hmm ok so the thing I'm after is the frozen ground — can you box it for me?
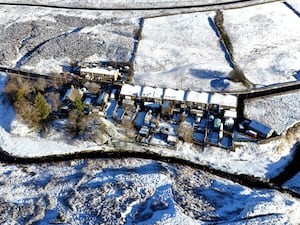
[0,6,139,74]
[133,11,244,92]
[244,91,300,135]
[223,2,300,85]
[0,158,300,225]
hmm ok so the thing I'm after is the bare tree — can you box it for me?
[178,122,194,143]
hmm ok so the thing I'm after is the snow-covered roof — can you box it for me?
[224,110,237,118]
[210,93,237,108]
[80,67,117,76]
[163,88,185,101]
[141,86,155,98]
[62,86,83,102]
[153,88,164,99]
[120,84,142,97]
[186,91,209,104]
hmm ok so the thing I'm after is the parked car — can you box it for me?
[213,118,221,131]
[245,130,258,138]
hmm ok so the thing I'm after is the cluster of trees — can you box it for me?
[5,76,51,127]
[214,10,253,88]
[4,74,108,141]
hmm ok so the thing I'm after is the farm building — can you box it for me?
[248,120,274,139]
[80,65,120,82]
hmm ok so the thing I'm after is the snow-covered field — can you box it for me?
[288,0,300,12]
[133,12,244,92]
[223,2,300,85]
[244,91,300,135]
[0,6,139,74]
[0,157,299,225]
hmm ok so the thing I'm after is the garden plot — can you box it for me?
[133,12,241,92]
[244,91,300,135]
[223,2,300,85]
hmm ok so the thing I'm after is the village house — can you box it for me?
[62,85,83,103]
[210,93,237,110]
[80,64,120,82]
[186,91,209,115]
[120,84,142,100]
[141,86,164,103]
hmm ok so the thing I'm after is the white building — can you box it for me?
[186,91,209,108]
[80,66,120,82]
[163,88,185,103]
[120,84,142,99]
[210,93,237,109]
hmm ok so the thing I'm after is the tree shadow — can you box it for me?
[0,74,15,132]
[269,142,300,186]
[211,78,230,91]
[189,68,230,90]
[190,68,226,79]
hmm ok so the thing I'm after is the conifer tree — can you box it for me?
[34,92,51,121]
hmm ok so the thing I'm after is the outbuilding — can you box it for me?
[248,120,274,138]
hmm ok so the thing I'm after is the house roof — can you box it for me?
[153,88,164,99]
[80,67,118,76]
[141,86,155,98]
[63,86,83,102]
[186,91,209,104]
[163,88,185,101]
[249,120,274,138]
[120,84,142,97]
[224,110,237,118]
[210,93,237,108]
